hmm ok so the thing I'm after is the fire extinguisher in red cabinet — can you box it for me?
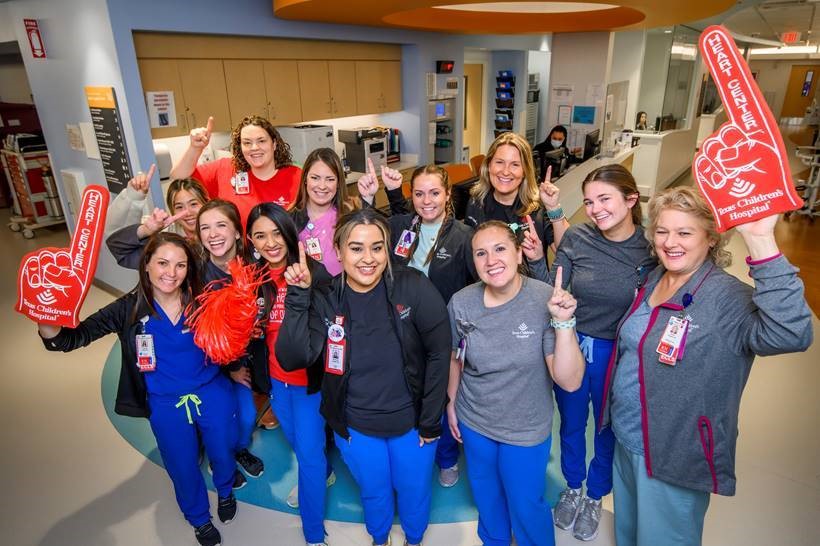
[41,165,64,220]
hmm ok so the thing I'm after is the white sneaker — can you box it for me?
[438,464,459,488]
[287,471,337,509]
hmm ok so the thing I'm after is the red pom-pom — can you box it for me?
[186,258,270,365]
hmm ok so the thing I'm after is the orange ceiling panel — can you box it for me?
[274,1,737,34]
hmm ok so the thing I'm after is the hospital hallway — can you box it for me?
[1,128,818,546]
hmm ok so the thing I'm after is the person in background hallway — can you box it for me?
[464,132,571,280]
[359,162,476,488]
[170,114,302,227]
[549,165,656,541]
[447,221,585,546]
[276,208,451,546]
[601,187,812,546]
[246,203,333,546]
[38,233,238,546]
[290,147,359,277]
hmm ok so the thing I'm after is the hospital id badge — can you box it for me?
[305,237,322,261]
[135,334,156,372]
[394,229,416,258]
[233,172,250,195]
[656,316,688,366]
[325,341,345,375]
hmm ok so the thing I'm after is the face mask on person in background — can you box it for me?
[551,139,564,148]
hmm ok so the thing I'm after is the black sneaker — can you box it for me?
[194,521,221,546]
[235,448,264,478]
[218,494,237,524]
[233,468,247,490]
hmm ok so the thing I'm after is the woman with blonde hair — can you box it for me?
[464,132,570,279]
[601,186,812,545]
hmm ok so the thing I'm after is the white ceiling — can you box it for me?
[724,0,820,43]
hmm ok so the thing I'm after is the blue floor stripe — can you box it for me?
[102,341,597,523]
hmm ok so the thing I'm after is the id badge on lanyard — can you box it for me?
[136,333,156,372]
[305,230,323,261]
[325,316,346,375]
[656,315,688,366]
[232,171,250,195]
[394,229,416,258]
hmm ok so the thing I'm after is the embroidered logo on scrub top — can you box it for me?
[514,322,536,339]
[435,247,451,260]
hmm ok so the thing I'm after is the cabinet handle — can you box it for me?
[190,112,197,128]
[265,103,272,120]
[327,100,332,114]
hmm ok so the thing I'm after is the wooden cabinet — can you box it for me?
[177,59,231,133]
[298,60,333,121]
[262,60,303,124]
[355,61,402,114]
[137,59,188,138]
[223,60,268,127]
[328,61,357,117]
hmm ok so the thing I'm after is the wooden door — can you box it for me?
[177,59,232,132]
[137,58,188,138]
[329,61,357,117]
[463,63,484,159]
[782,65,820,117]
[263,60,303,124]
[380,61,403,112]
[223,60,268,127]
[298,60,332,121]
[355,61,382,114]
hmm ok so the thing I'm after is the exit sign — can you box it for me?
[781,31,801,44]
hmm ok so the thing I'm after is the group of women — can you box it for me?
[34,112,813,546]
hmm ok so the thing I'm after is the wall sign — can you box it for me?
[24,19,46,59]
[85,86,131,194]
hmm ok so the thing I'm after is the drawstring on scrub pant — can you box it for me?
[579,335,595,364]
[176,394,203,424]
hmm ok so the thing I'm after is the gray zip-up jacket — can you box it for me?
[600,255,813,495]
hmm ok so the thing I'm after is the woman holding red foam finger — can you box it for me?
[37,233,238,546]
[601,187,812,545]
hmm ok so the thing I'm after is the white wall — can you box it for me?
[0,4,16,42]
[637,32,673,130]
[0,63,33,103]
[547,31,610,143]
[609,30,645,131]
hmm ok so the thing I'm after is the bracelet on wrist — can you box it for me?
[546,206,565,221]
[550,316,576,329]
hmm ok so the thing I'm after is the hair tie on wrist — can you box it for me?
[550,316,576,330]
[546,207,565,221]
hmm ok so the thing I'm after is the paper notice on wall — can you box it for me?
[550,83,574,103]
[146,91,177,128]
[557,105,572,125]
[66,124,84,151]
[79,122,100,160]
[586,84,605,107]
[605,94,614,122]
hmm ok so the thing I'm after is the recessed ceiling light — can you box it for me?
[664,29,672,33]
[434,2,616,13]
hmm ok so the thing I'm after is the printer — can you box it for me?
[276,124,335,165]
[338,128,388,173]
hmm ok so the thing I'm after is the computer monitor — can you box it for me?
[540,148,565,180]
[583,129,600,161]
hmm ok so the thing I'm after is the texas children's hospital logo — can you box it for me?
[514,322,536,339]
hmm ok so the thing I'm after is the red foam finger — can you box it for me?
[68,186,109,288]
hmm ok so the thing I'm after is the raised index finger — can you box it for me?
[205,116,214,136]
[367,157,377,178]
[68,185,109,288]
[145,163,157,181]
[298,240,307,266]
[543,164,552,184]
[699,25,775,144]
[553,265,563,291]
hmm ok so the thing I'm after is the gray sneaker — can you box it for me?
[553,487,582,530]
[287,471,337,509]
[573,496,602,541]
[438,464,459,488]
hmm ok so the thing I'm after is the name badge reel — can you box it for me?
[394,230,416,258]
[232,172,250,195]
[325,316,346,375]
[136,333,156,372]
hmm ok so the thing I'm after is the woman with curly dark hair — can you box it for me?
[170,114,302,227]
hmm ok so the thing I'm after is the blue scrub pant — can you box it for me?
[613,441,710,546]
[460,423,554,546]
[148,375,237,527]
[553,332,616,500]
[435,410,460,470]
[233,378,256,452]
[334,427,437,545]
[270,379,327,544]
